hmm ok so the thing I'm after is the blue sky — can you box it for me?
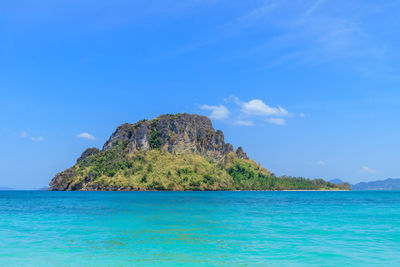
[1,0,400,189]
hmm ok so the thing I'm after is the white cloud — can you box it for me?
[360,166,377,173]
[77,132,96,140]
[30,136,44,142]
[266,118,286,126]
[234,120,254,126]
[300,112,306,118]
[239,99,289,117]
[18,131,44,141]
[202,96,292,126]
[200,104,230,120]
[317,160,325,165]
[19,131,28,138]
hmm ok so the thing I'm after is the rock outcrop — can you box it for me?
[235,147,248,160]
[76,148,100,163]
[102,114,235,163]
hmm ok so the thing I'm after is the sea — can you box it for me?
[0,191,399,266]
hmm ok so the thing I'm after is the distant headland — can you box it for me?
[352,178,400,190]
[49,113,350,191]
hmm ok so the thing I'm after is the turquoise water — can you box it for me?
[0,191,399,266]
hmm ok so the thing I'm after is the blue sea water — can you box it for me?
[0,191,399,266]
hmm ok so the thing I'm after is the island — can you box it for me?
[352,178,400,190]
[49,114,350,191]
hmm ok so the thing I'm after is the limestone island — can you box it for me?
[49,113,350,191]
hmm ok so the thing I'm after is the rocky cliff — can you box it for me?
[49,113,349,191]
[101,114,243,163]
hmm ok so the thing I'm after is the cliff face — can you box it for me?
[76,148,100,163]
[49,113,349,191]
[102,114,241,163]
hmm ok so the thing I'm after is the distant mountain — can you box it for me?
[329,179,346,184]
[0,187,14,190]
[352,178,400,190]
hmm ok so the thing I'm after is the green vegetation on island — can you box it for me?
[49,114,350,191]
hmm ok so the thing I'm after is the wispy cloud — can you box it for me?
[77,132,96,140]
[234,3,278,27]
[317,160,325,165]
[300,112,306,118]
[18,131,44,142]
[266,118,286,126]
[215,0,389,72]
[30,136,44,142]
[148,0,390,75]
[306,0,325,16]
[200,104,230,120]
[234,120,254,126]
[19,131,28,138]
[360,166,377,173]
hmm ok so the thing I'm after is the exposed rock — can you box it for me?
[76,148,100,163]
[49,167,76,191]
[102,113,236,163]
[235,146,248,160]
